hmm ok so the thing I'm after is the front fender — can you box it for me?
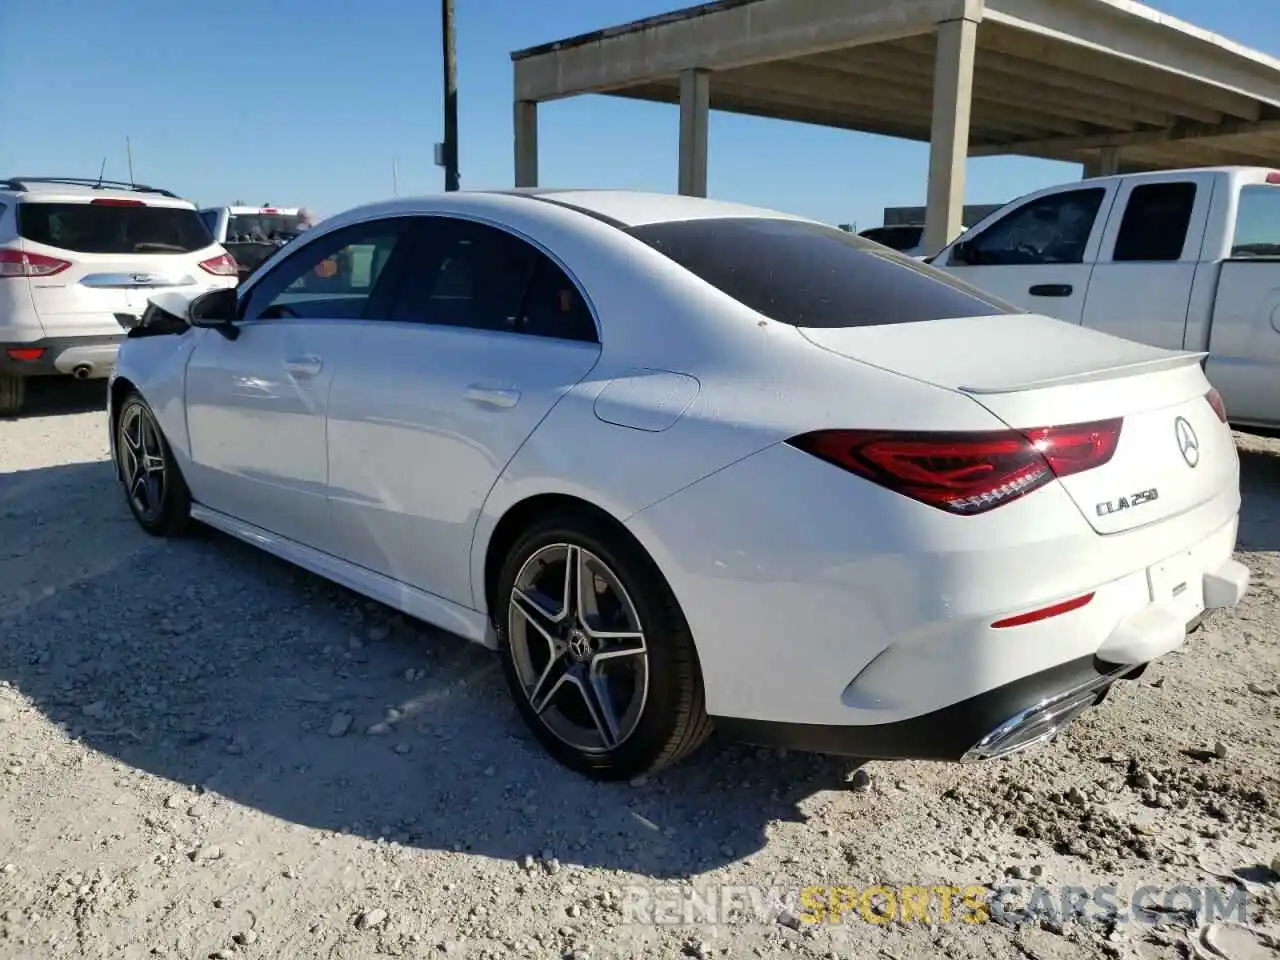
[113,330,202,466]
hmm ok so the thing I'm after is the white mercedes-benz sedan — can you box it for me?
[107,189,1250,781]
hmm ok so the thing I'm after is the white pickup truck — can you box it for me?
[932,166,1280,430]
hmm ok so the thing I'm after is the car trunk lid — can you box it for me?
[798,313,1237,534]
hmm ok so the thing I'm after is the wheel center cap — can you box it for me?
[566,629,593,663]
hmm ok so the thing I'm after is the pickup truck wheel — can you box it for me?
[0,374,26,416]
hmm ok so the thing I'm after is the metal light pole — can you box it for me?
[442,0,459,191]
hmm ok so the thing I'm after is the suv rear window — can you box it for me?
[18,202,212,255]
[626,217,1017,328]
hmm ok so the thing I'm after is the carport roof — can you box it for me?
[511,0,1280,171]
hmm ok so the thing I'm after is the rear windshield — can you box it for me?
[626,217,1017,328]
[18,202,212,255]
[227,213,306,243]
[858,225,924,252]
[1231,185,1280,258]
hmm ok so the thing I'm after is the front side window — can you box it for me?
[17,202,213,255]
[1112,182,1197,262]
[955,188,1106,266]
[626,217,1017,328]
[858,225,924,253]
[240,218,409,321]
[1231,184,1280,258]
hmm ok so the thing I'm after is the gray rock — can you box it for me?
[355,908,387,930]
[328,713,353,738]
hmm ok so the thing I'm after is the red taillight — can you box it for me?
[90,198,146,206]
[992,592,1095,629]
[1206,388,1228,423]
[199,252,239,276]
[787,418,1123,516]
[0,249,72,278]
[6,347,45,362]
[1266,171,1280,185]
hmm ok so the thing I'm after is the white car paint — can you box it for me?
[109,189,1249,767]
[933,166,1280,428]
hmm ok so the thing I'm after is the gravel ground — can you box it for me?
[1,379,1278,960]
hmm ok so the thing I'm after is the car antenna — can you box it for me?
[95,156,107,189]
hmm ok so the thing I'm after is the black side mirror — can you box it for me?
[187,287,240,341]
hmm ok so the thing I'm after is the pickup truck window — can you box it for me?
[1231,185,1280,258]
[1113,182,1197,262]
[957,188,1105,266]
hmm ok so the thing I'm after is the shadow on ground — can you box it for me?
[0,461,844,880]
[1238,446,1280,551]
[0,378,107,420]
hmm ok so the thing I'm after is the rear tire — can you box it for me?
[0,374,26,416]
[495,508,712,781]
[115,392,192,536]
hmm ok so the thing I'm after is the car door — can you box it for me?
[935,184,1115,323]
[183,216,414,553]
[1079,174,1212,349]
[325,215,602,607]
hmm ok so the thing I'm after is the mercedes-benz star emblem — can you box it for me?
[1174,416,1200,468]
[567,629,593,663]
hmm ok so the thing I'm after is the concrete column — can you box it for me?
[923,17,978,257]
[514,100,538,188]
[1081,146,1121,179]
[678,69,710,197]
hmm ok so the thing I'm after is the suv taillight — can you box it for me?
[787,419,1124,515]
[199,252,238,276]
[0,249,71,278]
[1206,388,1228,423]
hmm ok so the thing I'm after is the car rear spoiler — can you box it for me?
[958,351,1207,395]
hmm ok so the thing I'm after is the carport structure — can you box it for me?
[510,0,1280,254]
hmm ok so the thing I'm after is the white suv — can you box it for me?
[0,177,238,414]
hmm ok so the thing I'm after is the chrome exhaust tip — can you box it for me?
[72,363,94,379]
[961,668,1128,762]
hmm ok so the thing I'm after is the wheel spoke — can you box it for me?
[511,587,561,649]
[562,544,583,623]
[590,632,646,665]
[528,655,572,715]
[573,669,621,748]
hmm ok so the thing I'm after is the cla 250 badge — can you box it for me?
[1096,488,1160,517]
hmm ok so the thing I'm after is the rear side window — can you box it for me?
[1231,185,1280,258]
[199,210,220,235]
[626,217,1016,328]
[17,202,212,255]
[1112,182,1197,261]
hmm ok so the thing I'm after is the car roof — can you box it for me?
[1,177,191,206]
[479,188,813,228]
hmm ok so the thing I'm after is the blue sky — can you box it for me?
[2,0,1276,230]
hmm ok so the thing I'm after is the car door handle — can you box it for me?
[284,355,324,378]
[1028,283,1074,297]
[464,385,521,409]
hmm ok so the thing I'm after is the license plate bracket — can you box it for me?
[1147,549,1205,622]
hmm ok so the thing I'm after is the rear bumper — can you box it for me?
[714,654,1148,761]
[712,554,1248,762]
[0,335,124,379]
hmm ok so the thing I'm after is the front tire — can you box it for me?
[115,392,192,536]
[0,374,26,416]
[495,509,712,781]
